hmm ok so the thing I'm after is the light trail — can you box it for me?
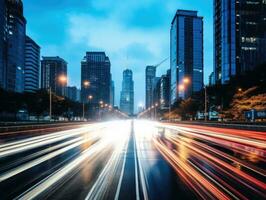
[152,122,266,199]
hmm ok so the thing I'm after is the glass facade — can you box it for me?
[1,0,26,92]
[145,65,156,108]
[41,57,68,96]
[170,10,203,103]
[214,0,266,84]
[120,69,134,115]
[24,36,40,93]
[81,52,111,105]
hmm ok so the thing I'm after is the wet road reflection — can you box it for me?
[0,120,265,199]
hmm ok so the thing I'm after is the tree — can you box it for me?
[227,87,266,120]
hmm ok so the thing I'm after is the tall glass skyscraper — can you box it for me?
[0,0,26,92]
[41,56,68,97]
[170,10,203,103]
[120,69,134,115]
[24,36,40,93]
[81,52,111,105]
[214,0,266,84]
[145,65,156,109]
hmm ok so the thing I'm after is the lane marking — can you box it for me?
[114,137,129,200]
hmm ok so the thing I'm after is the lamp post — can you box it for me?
[204,86,208,122]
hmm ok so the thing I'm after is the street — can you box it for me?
[0,120,265,200]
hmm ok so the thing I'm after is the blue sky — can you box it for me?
[24,0,213,111]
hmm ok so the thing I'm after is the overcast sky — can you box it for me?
[24,0,213,111]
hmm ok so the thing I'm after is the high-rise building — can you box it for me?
[214,0,266,84]
[66,86,78,102]
[24,36,40,93]
[0,0,7,89]
[81,52,111,105]
[170,10,203,103]
[145,65,156,109]
[209,72,215,86]
[152,77,161,106]
[160,69,170,109]
[41,56,67,96]
[0,0,26,92]
[120,69,134,115]
[110,80,115,106]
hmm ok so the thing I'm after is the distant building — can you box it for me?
[170,10,203,103]
[160,69,170,109]
[81,52,111,105]
[24,36,40,92]
[41,56,67,96]
[120,69,134,115]
[67,86,78,102]
[110,80,115,106]
[152,77,161,106]
[208,72,215,86]
[0,0,26,92]
[214,0,266,84]
[145,65,156,109]
[76,88,81,102]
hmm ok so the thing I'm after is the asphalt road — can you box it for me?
[0,120,265,200]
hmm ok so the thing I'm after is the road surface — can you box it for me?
[0,120,265,199]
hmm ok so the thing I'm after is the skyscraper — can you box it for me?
[24,36,40,93]
[120,69,134,115]
[41,56,67,96]
[0,0,26,92]
[214,0,266,84]
[145,65,156,109]
[66,86,78,102]
[81,52,111,105]
[160,69,170,109]
[170,10,203,103]
[0,0,7,89]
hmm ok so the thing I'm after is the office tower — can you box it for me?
[24,36,40,92]
[0,0,7,89]
[120,69,134,115]
[81,52,111,105]
[41,56,67,96]
[145,65,156,109]
[66,86,79,102]
[0,0,26,92]
[209,72,215,86]
[170,10,203,103]
[110,80,115,106]
[152,77,161,107]
[160,69,170,109]
[214,0,266,84]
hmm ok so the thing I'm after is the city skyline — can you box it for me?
[23,0,214,111]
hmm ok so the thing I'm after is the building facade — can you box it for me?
[24,36,40,92]
[152,77,161,107]
[41,56,67,96]
[120,69,134,115]
[0,0,7,89]
[160,69,170,109]
[170,10,203,103]
[81,52,111,105]
[214,0,266,84]
[145,65,156,109]
[110,80,115,106]
[67,86,78,102]
[0,0,26,92]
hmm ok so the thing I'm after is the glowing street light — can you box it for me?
[179,84,185,91]
[183,77,190,84]
[83,81,90,87]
